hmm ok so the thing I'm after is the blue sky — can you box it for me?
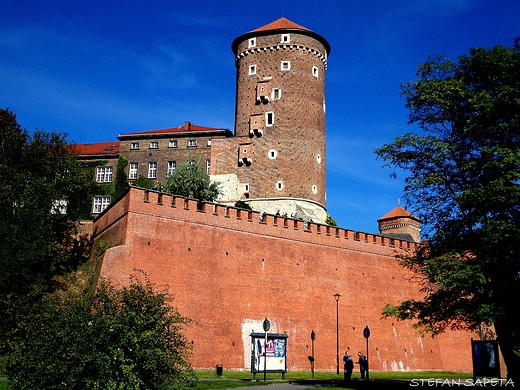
[2,0,519,234]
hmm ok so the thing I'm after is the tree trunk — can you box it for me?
[494,321,520,383]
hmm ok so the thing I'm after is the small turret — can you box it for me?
[378,206,421,243]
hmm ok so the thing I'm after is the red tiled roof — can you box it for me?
[249,18,312,33]
[71,142,120,156]
[119,123,229,137]
[378,206,420,222]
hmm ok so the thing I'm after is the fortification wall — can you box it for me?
[94,187,474,373]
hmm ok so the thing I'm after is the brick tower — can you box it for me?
[378,206,421,242]
[227,18,331,222]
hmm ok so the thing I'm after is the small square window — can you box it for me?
[96,166,113,183]
[92,196,110,214]
[281,61,291,71]
[131,142,140,150]
[249,65,257,75]
[248,38,256,48]
[312,66,319,77]
[281,34,290,43]
[168,140,178,148]
[188,140,197,147]
[207,139,212,146]
[149,141,158,149]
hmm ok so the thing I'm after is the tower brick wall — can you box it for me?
[220,20,328,215]
[93,187,475,373]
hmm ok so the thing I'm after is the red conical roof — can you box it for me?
[248,18,312,33]
[377,206,420,222]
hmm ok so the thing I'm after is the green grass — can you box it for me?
[0,381,7,390]
[195,370,473,381]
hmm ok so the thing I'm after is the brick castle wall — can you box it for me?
[93,187,475,373]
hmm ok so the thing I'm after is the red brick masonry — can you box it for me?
[93,187,475,372]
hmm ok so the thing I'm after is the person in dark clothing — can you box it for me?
[343,352,354,381]
[357,352,367,379]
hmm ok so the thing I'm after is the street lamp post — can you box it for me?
[310,330,316,378]
[334,294,341,375]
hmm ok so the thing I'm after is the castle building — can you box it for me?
[75,18,330,223]
[82,18,480,374]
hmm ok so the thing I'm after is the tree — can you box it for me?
[0,109,96,352]
[113,154,129,200]
[375,43,520,380]
[8,274,196,390]
[163,157,221,202]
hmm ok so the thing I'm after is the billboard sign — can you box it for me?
[250,332,288,373]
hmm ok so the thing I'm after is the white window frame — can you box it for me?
[268,149,277,159]
[131,142,140,150]
[149,141,158,149]
[129,162,138,179]
[206,159,211,174]
[265,112,274,127]
[272,88,281,100]
[92,196,110,214]
[281,34,290,43]
[168,140,178,148]
[249,64,257,75]
[281,61,291,71]
[167,161,176,176]
[148,162,157,179]
[312,66,319,77]
[96,166,113,183]
[188,140,197,147]
[312,185,318,194]
[276,181,284,190]
[207,139,212,146]
[248,37,256,48]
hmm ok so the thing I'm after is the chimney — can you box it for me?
[184,121,191,131]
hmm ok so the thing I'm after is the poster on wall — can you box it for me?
[471,340,500,378]
[250,332,288,373]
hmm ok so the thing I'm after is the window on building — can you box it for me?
[92,196,110,214]
[188,140,197,147]
[148,162,157,179]
[268,149,277,159]
[167,161,176,176]
[206,159,211,174]
[249,65,257,75]
[266,112,274,127]
[169,140,178,148]
[207,139,212,146]
[276,181,284,190]
[131,142,140,150]
[281,34,290,43]
[96,166,113,183]
[248,37,256,48]
[312,66,319,77]
[129,162,138,179]
[149,141,158,149]
[272,88,281,100]
[281,61,291,71]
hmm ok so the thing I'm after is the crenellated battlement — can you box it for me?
[95,187,417,255]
